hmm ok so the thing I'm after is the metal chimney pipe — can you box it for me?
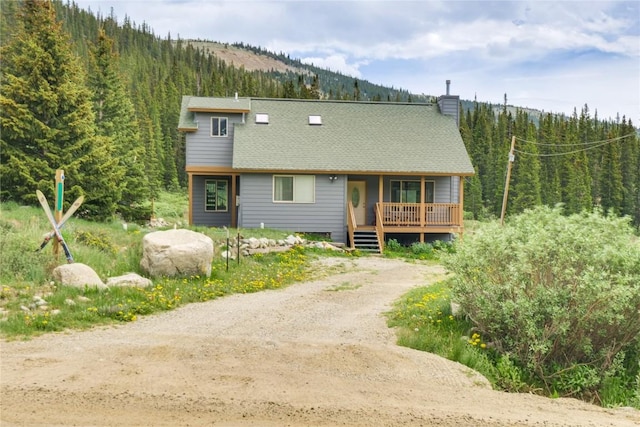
[446,80,451,95]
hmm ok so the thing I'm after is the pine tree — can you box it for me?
[537,113,562,207]
[88,27,149,219]
[510,113,542,213]
[560,111,592,214]
[598,130,624,215]
[617,117,639,222]
[0,0,120,219]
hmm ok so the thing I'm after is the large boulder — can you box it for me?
[140,229,213,278]
[53,263,106,290]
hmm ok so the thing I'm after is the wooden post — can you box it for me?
[500,136,516,225]
[231,174,237,228]
[54,169,65,257]
[459,176,465,229]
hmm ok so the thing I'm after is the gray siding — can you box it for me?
[437,95,460,127]
[192,175,233,227]
[185,112,245,167]
[239,173,347,243]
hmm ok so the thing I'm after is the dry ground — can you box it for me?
[1,257,639,426]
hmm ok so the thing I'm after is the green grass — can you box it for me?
[386,277,640,409]
[0,192,341,339]
[386,279,499,384]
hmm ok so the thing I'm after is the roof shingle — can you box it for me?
[232,98,474,175]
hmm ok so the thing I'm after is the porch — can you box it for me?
[348,201,464,252]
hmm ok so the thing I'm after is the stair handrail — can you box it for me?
[375,203,385,252]
[347,200,356,249]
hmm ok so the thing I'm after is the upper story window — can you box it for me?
[273,175,315,203]
[211,117,228,137]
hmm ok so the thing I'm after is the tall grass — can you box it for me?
[0,192,328,339]
[386,280,500,385]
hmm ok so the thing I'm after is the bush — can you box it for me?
[443,206,640,400]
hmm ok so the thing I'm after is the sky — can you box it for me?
[73,0,640,123]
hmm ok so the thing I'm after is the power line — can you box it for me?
[514,133,635,147]
[515,140,614,157]
[513,133,636,157]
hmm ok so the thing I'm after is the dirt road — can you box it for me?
[1,257,638,426]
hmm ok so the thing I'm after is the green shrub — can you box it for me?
[385,238,402,251]
[410,242,433,256]
[443,206,640,401]
[75,230,118,254]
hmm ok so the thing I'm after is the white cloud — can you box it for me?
[300,54,366,78]
[72,0,640,122]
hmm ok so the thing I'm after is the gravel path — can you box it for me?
[1,256,639,426]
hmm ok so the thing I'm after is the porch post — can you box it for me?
[188,173,193,225]
[231,174,237,228]
[459,176,465,229]
[420,176,425,227]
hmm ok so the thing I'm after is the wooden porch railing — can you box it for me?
[376,202,461,227]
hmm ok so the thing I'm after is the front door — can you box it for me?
[347,181,366,226]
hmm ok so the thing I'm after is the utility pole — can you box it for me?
[500,136,516,225]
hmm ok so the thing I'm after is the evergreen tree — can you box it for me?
[0,0,119,219]
[537,113,562,207]
[459,110,485,219]
[510,114,542,213]
[598,130,624,215]
[560,111,592,214]
[88,27,149,218]
[618,118,639,222]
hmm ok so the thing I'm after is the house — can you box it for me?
[178,82,475,252]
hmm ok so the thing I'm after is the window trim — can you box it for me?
[390,179,435,203]
[210,116,229,137]
[204,179,229,212]
[273,175,315,204]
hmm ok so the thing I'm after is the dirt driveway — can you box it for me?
[1,257,638,426]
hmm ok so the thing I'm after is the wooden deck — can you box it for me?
[348,202,464,252]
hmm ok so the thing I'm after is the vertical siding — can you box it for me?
[239,174,347,243]
[437,95,460,127]
[185,112,245,167]
[192,175,232,227]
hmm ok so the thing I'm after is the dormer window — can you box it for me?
[211,117,228,137]
[308,115,322,125]
[255,113,269,124]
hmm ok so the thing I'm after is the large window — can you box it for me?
[390,180,435,203]
[205,179,228,211]
[211,117,228,137]
[273,175,315,203]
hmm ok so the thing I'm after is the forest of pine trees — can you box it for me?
[1,0,638,226]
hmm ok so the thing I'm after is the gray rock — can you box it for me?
[53,263,106,290]
[140,229,213,278]
[106,273,152,288]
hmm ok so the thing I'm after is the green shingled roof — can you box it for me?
[178,96,252,131]
[232,98,475,175]
[178,96,197,130]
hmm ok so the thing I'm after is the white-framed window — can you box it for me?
[211,117,228,137]
[273,175,315,203]
[205,179,228,211]
[390,180,435,203]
